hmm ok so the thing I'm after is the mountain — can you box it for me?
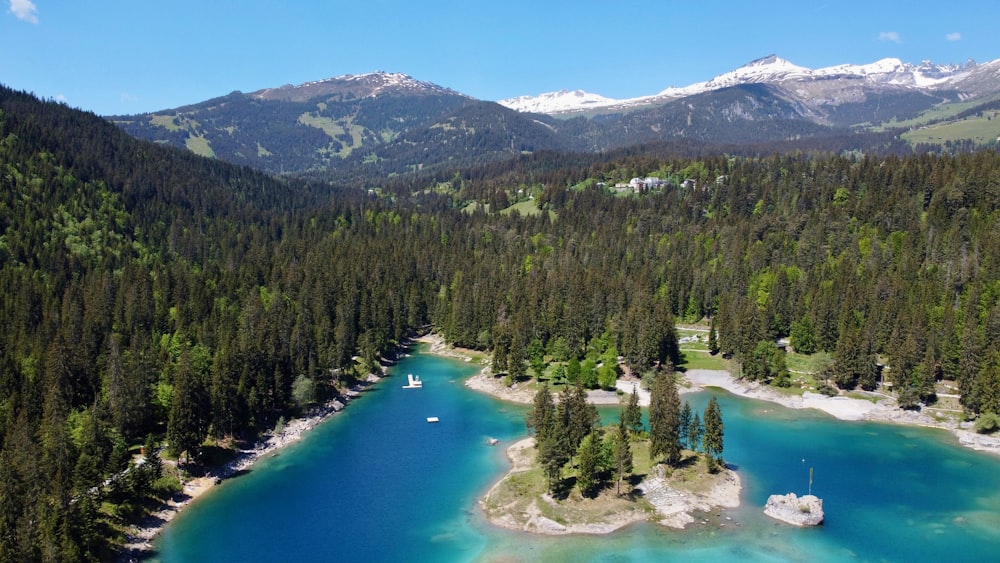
[110,56,1000,181]
[251,71,460,102]
[111,72,483,176]
[498,55,995,116]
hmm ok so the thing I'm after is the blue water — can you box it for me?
[154,347,1000,562]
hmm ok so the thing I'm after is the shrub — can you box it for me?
[975,412,1000,434]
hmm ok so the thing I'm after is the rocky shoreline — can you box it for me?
[682,369,1000,457]
[118,371,385,562]
[462,361,1000,457]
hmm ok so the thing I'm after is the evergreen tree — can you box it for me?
[580,358,598,389]
[576,430,602,498]
[538,426,571,494]
[623,386,643,437]
[687,412,703,453]
[566,356,581,386]
[166,347,208,460]
[703,397,725,471]
[976,352,1000,415]
[648,370,682,466]
[790,317,817,355]
[612,412,633,497]
[833,313,878,390]
[679,401,692,449]
[708,316,720,355]
[558,384,598,458]
[527,384,555,444]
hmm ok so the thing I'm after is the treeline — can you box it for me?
[1,86,1000,559]
[431,150,1000,414]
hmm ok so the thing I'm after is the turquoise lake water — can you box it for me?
[154,346,1000,562]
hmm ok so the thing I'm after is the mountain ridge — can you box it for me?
[499,55,997,115]
[108,55,1000,180]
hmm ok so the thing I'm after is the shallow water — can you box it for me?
[154,346,1000,562]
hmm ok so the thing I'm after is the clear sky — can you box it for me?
[3,0,996,116]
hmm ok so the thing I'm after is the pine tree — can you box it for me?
[703,397,725,472]
[559,384,598,458]
[566,356,581,386]
[648,370,681,466]
[538,426,571,494]
[576,431,602,498]
[679,401,692,449]
[166,347,208,460]
[623,386,643,437]
[708,316,720,355]
[527,384,555,444]
[687,412,703,453]
[612,412,633,497]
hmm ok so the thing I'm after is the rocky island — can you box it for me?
[763,492,825,526]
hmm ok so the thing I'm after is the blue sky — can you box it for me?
[3,0,996,116]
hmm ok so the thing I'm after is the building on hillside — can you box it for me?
[627,176,667,192]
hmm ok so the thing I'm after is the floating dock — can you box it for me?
[402,373,423,388]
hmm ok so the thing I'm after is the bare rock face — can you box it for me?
[763,493,824,526]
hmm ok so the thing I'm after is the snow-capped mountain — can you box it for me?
[497,89,618,115]
[498,55,988,115]
[116,54,1000,180]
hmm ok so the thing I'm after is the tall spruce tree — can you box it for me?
[649,370,682,466]
[679,401,692,450]
[613,411,633,497]
[703,397,725,471]
[576,430,602,498]
[623,386,643,437]
[687,412,703,453]
[527,384,555,443]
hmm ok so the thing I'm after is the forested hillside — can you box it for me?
[2,87,1000,560]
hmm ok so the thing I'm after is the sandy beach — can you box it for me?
[682,369,1000,456]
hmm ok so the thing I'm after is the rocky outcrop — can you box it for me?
[763,493,824,526]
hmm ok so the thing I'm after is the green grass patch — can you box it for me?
[678,350,730,371]
[501,199,543,216]
[902,115,1000,146]
[150,114,183,131]
[785,351,833,375]
[845,391,882,404]
[298,113,347,139]
[185,135,215,158]
[871,95,1000,131]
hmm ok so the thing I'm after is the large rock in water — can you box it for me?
[763,493,824,526]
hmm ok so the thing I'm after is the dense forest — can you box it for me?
[2,86,1000,560]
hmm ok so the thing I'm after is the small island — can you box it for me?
[481,374,742,534]
[764,492,824,527]
[482,437,741,534]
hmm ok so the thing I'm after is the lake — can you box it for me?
[153,345,1000,562]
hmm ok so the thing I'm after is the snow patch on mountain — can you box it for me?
[499,89,618,114]
[499,55,992,115]
[253,71,464,102]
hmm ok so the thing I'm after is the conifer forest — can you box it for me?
[2,86,1000,560]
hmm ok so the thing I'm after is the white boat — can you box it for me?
[426,417,439,423]
[402,373,423,388]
